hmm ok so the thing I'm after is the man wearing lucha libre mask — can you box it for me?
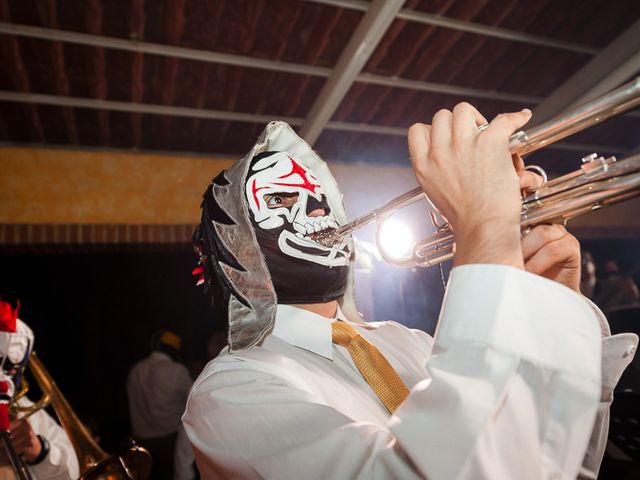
[185,109,637,479]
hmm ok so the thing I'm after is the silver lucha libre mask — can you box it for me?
[195,121,361,352]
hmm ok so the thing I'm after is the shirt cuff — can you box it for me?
[25,435,49,465]
[436,264,602,380]
[601,333,638,400]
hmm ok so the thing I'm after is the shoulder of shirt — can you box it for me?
[191,337,329,397]
[361,318,432,338]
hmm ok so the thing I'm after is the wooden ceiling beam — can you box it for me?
[0,23,329,75]
[0,22,549,104]
[36,0,77,143]
[0,2,44,142]
[188,2,224,150]
[0,35,45,142]
[0,91,303,125]
[159,0,186,148]
[532,18,640,124]
[85,0,110,146]
[305,0,599,55]
[0,90,628,156]
[129,0,145,148]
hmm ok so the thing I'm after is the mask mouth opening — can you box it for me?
[306,226,335,242]
[310,227,341,247]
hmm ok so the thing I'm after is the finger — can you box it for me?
[10,426,27,442]
[521,224,567,261]
[11,436,29,450]
[452,102,488,141]
[430,109,453,150]
[487,109,532,140]
[10,434,28,452]
[408,123,431,175]
[524,235,580,277]
[512,153,525,171]
[10,419,26,434]
[518,170,545,193]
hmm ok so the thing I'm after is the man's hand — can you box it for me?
[517,164,582,292]
[408,103,532,268]
[9,418,42,462]
[522,224,581,292]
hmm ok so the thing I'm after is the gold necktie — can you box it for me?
[332,321,409,413]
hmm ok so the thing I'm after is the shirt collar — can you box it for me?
[150,351,171,361]
[271,304,348,360]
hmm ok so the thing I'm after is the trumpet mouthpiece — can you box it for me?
[314,229,339,247]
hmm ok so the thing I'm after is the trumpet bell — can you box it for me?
[79,444,151,480]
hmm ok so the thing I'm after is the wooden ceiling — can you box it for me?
[1,0,639,174]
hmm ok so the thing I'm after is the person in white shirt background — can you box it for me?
[0,293,79,480]
[126,329,195,480]
[184,104,638,479]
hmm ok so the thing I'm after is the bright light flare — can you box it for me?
[377,219,413,259]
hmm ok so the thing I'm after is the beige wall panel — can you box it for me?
[1,147,638,233]
[0,147,234,224]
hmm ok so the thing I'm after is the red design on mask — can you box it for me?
[251,179,269,211]
[192,266,205,286]
[0,301,17,334]
[273,157,320,194]
[192,243,207,286]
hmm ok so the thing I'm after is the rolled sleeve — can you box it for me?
[27,401,80,479]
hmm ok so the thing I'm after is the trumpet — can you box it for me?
[318,77,640,268]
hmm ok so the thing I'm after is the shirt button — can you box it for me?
[623,346,636,358]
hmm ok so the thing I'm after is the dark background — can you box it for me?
[1,248,218,450]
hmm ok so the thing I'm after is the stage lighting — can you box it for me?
[377,219,413,259]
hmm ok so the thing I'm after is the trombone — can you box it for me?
[10,352,151,480]
[318,77,640,267]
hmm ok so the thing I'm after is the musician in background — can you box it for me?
[0,293,79,479]
[126,330,195,480]
[595,259,640,313]
[184,106,638,479]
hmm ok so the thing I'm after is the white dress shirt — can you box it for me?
[127,351,195,480]
[183,264,638,479]
[127,351,193,439]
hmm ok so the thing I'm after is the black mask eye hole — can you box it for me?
[0,357,26,376]
[264,192,299,209]
[306,194,331,216]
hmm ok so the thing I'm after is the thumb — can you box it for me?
[488,109,532,139]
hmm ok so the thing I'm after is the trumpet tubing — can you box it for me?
[406,153,640,268]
